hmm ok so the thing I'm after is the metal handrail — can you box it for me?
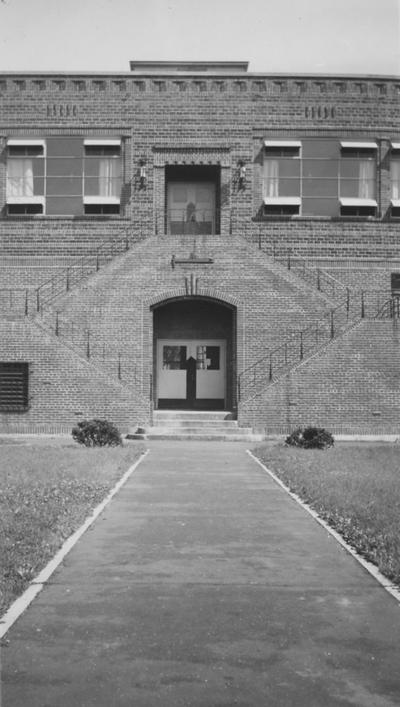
[35,231,132,310]
[238,289,394,402]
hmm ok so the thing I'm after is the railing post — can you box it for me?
[36,289,40,312]
[96,253,100,271]
[346,288,350,318]
[269,354,273,381]
[284,342,288,364]
[118,353,121,380]
[317,268,321,291]
[55,311,59,336]
[330,310,334,339]
[300,331,303,360]
[287,253,291,271]
[86,331,90,359]
[66,268,70,292]
[361,291,365,318]
[125,236,129,251]
[25,289,29,316]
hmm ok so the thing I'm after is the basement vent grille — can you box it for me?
[0,362,29,411]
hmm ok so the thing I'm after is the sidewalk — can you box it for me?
[2,441,400,707]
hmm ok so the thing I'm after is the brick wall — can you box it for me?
[240,320,400,434]
[0,319,147,433]
[1,67,400,433]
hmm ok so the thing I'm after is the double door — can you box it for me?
[157,339,225,409]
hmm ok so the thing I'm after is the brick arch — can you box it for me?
[145,287,241,310]
[143,290,244,415]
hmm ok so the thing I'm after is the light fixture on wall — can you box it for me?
[139,159,147,188]
[238,160,246,190]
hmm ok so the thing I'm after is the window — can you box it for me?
[263,141,301,215]
[6,140,45,214]
[0,362,29,411]
[5,137,122,216]
[390,142,400,217]
[391,273,400,296]
[163,346,187,370]
[83,140,122,214]
[339,142,377,216]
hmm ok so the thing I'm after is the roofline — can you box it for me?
[0,70,399,81]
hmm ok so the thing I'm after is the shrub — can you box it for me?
[72,419,122,447]
[285,426,334,450]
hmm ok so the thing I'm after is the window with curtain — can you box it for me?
[391,159,400,201]
[6,143,45,213]
[339,148,376,200]
[263,144,301,215]
[339,146,377,216]
[84,144,122,210]
[7,159,34,197]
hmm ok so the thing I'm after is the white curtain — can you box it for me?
[7,159,34,197]
[391,161,400,200]
[99,158,118,197]
[358,160,374,199]
[264,160,279,198]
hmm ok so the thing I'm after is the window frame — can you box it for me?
[83,139,122,212]
[339,141,378,216]
[6,139,46,215]
[390,142,400,216]
[263,140,302,216]
[5,137,124,217]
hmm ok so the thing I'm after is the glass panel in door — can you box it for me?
[168,182,216,235]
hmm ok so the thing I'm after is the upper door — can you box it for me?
[167,182,216,235]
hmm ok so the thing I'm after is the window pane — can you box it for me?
[84,157,122,197]
[391,160,400,199]
[163,346,187,370]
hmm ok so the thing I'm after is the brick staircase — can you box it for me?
[128,410,264,441]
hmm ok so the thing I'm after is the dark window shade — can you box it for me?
[0,362,29,410]
[391,273,400,294]
[7,204,43,215]
[8,145,44,157]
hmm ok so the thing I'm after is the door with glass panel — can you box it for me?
[167,182,216,235]
[157,339,225,408]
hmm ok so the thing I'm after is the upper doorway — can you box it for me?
[165,165,220,236]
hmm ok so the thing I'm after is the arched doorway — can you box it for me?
[152,297,236,411]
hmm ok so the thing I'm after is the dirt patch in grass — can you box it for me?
[253,442,400,587]
[0,441,145,617]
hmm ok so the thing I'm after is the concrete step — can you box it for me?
[145,425,253,435]
[149,419,239,429]
[143,432,265,442]
[153,411,235,421]
[126,409,263,441]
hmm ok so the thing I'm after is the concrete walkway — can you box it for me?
[2,442,400,707]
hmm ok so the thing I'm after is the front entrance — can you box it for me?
[157,339,226,409]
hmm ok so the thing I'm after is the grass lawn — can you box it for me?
[253,442,400,587]
[0,439,145,617]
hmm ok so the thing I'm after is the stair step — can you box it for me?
[144,432,264,442]
[153,411,235,421]
[149,420,239,429]
[144,425,253,435]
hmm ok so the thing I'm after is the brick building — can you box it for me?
[0,60,400,436]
